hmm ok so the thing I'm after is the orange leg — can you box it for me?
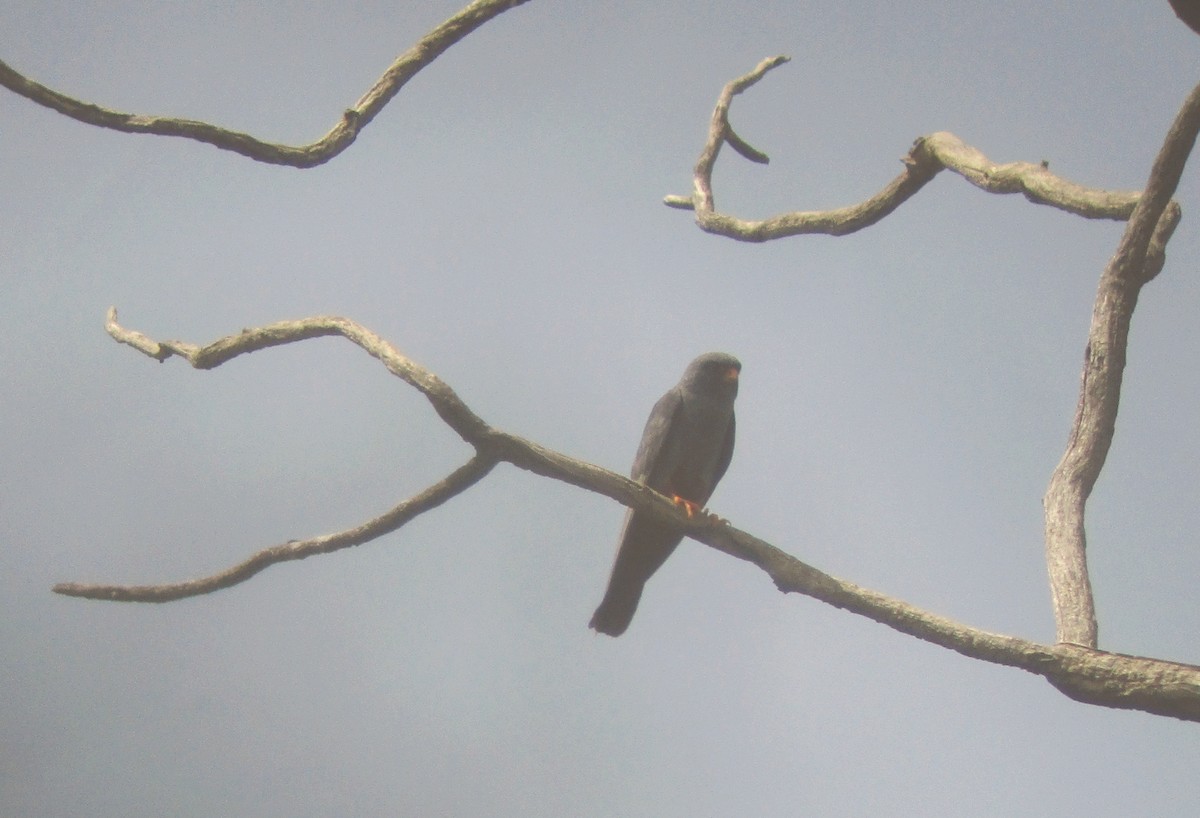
[671,495,726,525]
[671,495,701,517]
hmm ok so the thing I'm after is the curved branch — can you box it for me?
[1043,79,1200,647]
[53,455,496,602]
[103,307,492,442]
[56,311,1200,721]
[0,0,531,168]
[664,58,1146,241]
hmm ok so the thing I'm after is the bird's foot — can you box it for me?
[671,496,726,526]
[671,495,701,517]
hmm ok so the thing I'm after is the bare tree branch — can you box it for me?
[703,523,1200,721]
[658,59,1200,717]
[0,0,531,168]
[55,310,1200,721]
[1043,80,1199,647]
[663,58,1146,239]
[53,455,497,602]
[103,307,492,442]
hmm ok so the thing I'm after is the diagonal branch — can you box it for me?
[103,307,493,442]
[664,58,1147,240]
[53,454,496,602]
[0,0,531,168]
[1043,79,1200,647]
[54,310,1200,721]
[697,523,1200,722]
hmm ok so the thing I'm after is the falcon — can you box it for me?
[589,352,740,636]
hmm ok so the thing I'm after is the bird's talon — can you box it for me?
[671,495,701,517]
[670,496,727,526]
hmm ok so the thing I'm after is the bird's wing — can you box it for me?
[1171,0,1200,36]
[711,412,736,488]
[629,387,684,485]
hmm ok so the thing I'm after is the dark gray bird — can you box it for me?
[1170,0,1200,36]
[589,352,740,636]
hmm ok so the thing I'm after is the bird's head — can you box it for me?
[682,352,741,399]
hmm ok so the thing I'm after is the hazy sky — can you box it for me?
[3,2,1199,816]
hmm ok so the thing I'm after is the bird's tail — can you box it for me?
[588,579,645,637]
[589,515,683,637]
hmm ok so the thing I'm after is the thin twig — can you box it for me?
[53,455,497,602]
[0,0,531,167]
[103,307,491,442]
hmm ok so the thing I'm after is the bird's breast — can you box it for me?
[660,400,733,502]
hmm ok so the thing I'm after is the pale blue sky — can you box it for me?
[3,2,1199,816]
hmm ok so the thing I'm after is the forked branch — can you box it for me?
[54,310,1200,721]
[0,0,530,167]
[667,58,1198,672]
[1043,79,1199,646]
[664,57,1145,240]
